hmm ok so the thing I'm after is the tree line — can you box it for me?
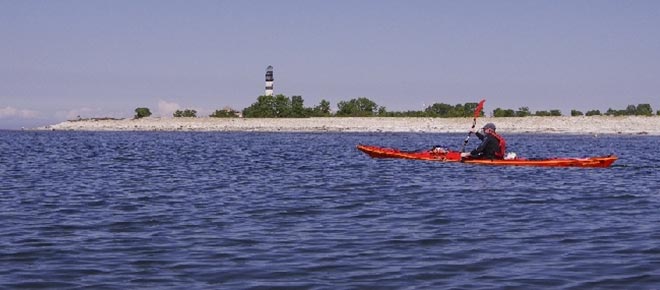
[133,95,659,119]
[241,95,485,118]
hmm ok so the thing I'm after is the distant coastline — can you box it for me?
[34,116,660,135]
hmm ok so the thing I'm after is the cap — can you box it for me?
[483,123,496,131]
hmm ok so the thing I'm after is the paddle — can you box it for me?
[460,99,486,152]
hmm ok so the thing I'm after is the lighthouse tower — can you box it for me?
[265,65,274,96]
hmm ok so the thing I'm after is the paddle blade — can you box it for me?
[474,99,486,118]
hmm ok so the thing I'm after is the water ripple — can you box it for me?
[0,131,659,288]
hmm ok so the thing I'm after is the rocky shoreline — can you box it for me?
[34,116,660,135]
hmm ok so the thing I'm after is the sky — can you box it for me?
[2,0,659,129]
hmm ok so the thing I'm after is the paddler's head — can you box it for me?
[483,123,496,133]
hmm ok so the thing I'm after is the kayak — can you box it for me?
[356,144,617,168]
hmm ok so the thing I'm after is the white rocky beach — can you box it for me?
[38,116,660,135]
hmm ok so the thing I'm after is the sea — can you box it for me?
[1,130,659,289]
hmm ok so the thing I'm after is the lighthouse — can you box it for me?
[265,65,274,96]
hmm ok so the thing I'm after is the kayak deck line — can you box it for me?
[356,144,617,168]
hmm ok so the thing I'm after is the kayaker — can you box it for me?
[460,123,507,159]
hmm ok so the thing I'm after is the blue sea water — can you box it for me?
[1,130,659,289]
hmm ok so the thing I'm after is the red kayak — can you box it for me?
[356,144,617,168]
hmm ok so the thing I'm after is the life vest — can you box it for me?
[485,128,507,159]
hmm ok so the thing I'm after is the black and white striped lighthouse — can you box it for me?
[265,65,274,96]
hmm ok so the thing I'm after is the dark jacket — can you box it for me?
[469,132,501,159]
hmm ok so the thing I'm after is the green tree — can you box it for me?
[605,108,624,116]
[424,102,471,117]
[425,103,454,117]
[604,104,654,116]
[243,94,324,118]
[173,109,197,117]
[210,108,238,118]
[290,95,306,118]
[534,110,561,116]
[516,107,532,117]
[585,110,601,116]
[312,99,331,117]
[273,94,291,117]
[635,104,653,116]
[493,108,515,117]
[134,107,152,119]
[243,95,278,117]
[462,102,482,117]
[336,97,379,117]
[451,103,465,117]
[378,106,387,116]
[571,110,584,116]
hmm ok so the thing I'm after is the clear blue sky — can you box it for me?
[2,0,659,129]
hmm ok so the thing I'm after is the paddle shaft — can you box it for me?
[460,100,485,152]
